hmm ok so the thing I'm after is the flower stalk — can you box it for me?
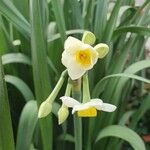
[83,72,90,103]
[46,70,67,103]
[38,70,67,118]
[83,73,92,150]
[72,79,82,150]
[58,79,72,124]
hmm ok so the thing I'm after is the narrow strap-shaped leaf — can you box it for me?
[51,0,66,43]
[103,0,122,43]
[130,94,150,128]
[96,125,146,150]
[113,26,150,37]
[119,110,135,126]
[16,100,38,150]
[47,29,84,42]
[58,133,74,143]
[30,0,52,149]
[67,0,83,28]
[94,0,108,41]
[5,75,34,101]
[0,0,30,38]
[2,53,31,65]
[0,57,15,150]
[92,72,150,97]
[124,60,150,73]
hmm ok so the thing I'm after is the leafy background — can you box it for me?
[0,0,150,150]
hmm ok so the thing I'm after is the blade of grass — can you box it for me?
[30,0,52,149]
[0,57,15,150]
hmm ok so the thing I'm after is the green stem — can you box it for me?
[47,70,67,103]
[83,73,93,150]
[83,73,90,103]
[72,79,82,150]
[65,78,72,96]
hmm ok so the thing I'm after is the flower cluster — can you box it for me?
[38,31,116,124]
[61,32,109,80]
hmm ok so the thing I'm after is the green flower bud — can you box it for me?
[82,31,96,45]
[94,43,109,58]
[38,101,52,118]
[58,105,69,124]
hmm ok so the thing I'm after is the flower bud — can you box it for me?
[58,105,69,124]
[94,43,109,58]
[82,31,96,45]
[38,101,52,118]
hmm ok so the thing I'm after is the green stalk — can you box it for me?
[83,73,94,150]
[47,70,67,103]
[72,79,82,150]
[65,78,72,96]
[0,57,15,150]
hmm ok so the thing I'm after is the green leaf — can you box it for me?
[47,29,84,42]
[51,0,66,43]
[5,75,34,101]
[130,94,150,128]
[16,100,38,150]
[58,133,74,143]
[0,0,30,38]
[94,0,108,41]
[92,73,150,97]
[96,125,146,150]
[124,60,150,73]
[113,26,150,37]
[30,0,52,149]
[64,0,83,28]
[119,110,135,126]
[0,57,15,150]
[47,56,59,77]
[103,0,122,43]
[2,53,31,65]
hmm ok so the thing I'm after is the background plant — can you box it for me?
[0,0,150,150]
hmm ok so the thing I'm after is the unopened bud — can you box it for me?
[38,101,52,118]
[94,43,109,58]
[82,31,96,45]
[58,105,69,124]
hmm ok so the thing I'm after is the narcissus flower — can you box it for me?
[62,36,99,80]
[60,96,116,117]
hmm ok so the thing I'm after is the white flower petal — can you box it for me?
[96,102,117,112]
[81,99,103,111]
[60,96,80,108]
[90,98,103,104]
[64,36,84,54]
[67,59,86,80]
[72,104,90,114]
[81,44,98,68]
[61,50,71,68]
